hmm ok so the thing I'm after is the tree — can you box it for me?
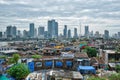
[7,63,30,80]
[116,44,120,52]
[84,46,97,57]
[115,65,120,72]
[87,76,106,80]
[109,72,120,80]
[71,39,76,43]
[0,55,6,59]
[10,54,20,64]
[31,54,42,59]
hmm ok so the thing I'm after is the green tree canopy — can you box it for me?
[116,45,120,52]
[7,63,30,80]
[87,76,106,80]
[31,54,42,59]
[115,65,120,72]
[9,54,20,64]
[108,72,120,80]
[84,46,97,57]
[71,38,77,43]
[0,55,6,59]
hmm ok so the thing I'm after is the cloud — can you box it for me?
[0,0,28,5]
[0,0,120,35]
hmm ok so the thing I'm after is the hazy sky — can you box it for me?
[0,0,120,35]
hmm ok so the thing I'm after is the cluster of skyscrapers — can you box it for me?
[6,26,17,38]
[0,19,120,40]
[63,25,78,39]
[0,19,79,39]
[84,26,110,39]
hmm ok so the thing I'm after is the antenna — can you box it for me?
[79,19,81,39]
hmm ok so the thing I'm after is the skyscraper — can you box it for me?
[63,25,67,38]
[12,26,17,38]
[34,28,37,38]
[95,31,100,38]
[44,31,48,39]
[113,33,118,39]
[3,32,6,38]
[38,26,45,39]
[89,31,93,37]
[6,25,17,38]
[73,28,78,38]
[48,20,52,38]
[118,32,120,38]
[68,29,71,38]
[55,22,58,38]
[38,26,44,36]
[29,23,35,38]
[6,25,12,38]
[48,19,58,38]
[23,30,29,38]
[0,32,2,38]
[84,26,89,37]
[104,30,109,39]
[17,30,22,38]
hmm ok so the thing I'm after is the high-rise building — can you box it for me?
[17,30,22,38]
[113,33,118,39]
[73,28,78,38]
[89,31,93,37]
[48,19,58,38]
[63,25,67,38]
[68,29,71,38]
[38,26,44,36]
[3,32,6,38]
[12,26,17,38]
[34,28,37,38]
[38,26,45,39]
[6,25,17,38]
[23,30,29,38]
[6,25,12,38]
[95,31,100,38]
[29,23,34,38]
[55,22,58,38]
[48,20,52,38]
[104,30,109,39]
[118,32,120,38]
[44,31,48,39]
[0,32,2,38]
[84,26,89,37]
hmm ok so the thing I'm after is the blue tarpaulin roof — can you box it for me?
[50,43,56,46]
[64,48,71,51]
[79,44,87,48]
[77,66,96,74]
[45,61,53,67]
[66,61,72,67]
[0,59,5,64]
[28,62,34,72]
[0,65,3,71]
[0,75,9,80]
[55,61,63,67]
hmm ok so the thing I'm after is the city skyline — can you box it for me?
[0,0,120,79]
[1,21,119,39]
[0,0,120,35]
[0,21,120,37]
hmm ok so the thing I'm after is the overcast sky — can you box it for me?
[0,0,120,35]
